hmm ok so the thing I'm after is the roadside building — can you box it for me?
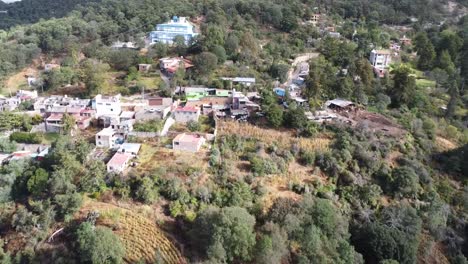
[172,133,205,152]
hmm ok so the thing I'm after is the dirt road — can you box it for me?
[285,52,319,85]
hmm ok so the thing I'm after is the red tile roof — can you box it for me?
[175,106,199,113]
[174,133,204,143]
[47,113,63,121]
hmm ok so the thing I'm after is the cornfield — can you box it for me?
[83,202,185,264]
[218,121,330,152]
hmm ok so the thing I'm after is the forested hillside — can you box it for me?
[0,0,101,29]
[0,0,467,263]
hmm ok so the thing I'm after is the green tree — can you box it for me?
[135,177,158,204]
[389,65,416,107]
[445,78,459,119]
[194,52,218,75]
[202,25,225,50]
[414,32,435,70]
[75,222,125,264]
[191,206,256,262]
[54,192,82,221]
[437,30,463,62]
[436,50,456,75]
[224,34,239,56]
[80,160,106,193]
[61,112,76,135]
[266,104,283,128]
[173,35,187,56]
[391,166,419,198]
[269,64,290,83]
[211,45,227,64]
[27,168,48,196]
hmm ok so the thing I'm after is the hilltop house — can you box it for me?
[174,106,200,123]
[149,16,199,45]
[173,133,205,152]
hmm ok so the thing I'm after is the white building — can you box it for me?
[173,133,205,152]
[369,49,392,69]
[369,49,392,78]
[95,127,117,148]
[93,94,122,119]
[174,106,200,123]
[118,143,141,156]
[149,16,199,45]
[107,152,132,173]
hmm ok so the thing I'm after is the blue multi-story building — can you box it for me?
[149,16,198,45]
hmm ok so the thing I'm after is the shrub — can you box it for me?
[187,120,201,132]
[9,132,42,144]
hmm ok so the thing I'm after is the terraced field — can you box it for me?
[80,201,185,264]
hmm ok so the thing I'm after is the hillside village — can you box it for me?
[0,0,467,263]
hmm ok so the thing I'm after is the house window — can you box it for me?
[98,136,101,139]
[175,142,180,145]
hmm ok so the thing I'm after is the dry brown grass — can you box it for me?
[218,121,330,152]
[435,136,458,153]
[2,67,38,95]
[80,200,185,264]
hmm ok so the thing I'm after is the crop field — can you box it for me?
[218,120,330,152]
[80,200,185,264]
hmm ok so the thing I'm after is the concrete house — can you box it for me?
[173,133,205,152]
[107,152,132,173]
[95,127,117,148]
[369,49,392,77]
[93,94,122,127]
[149,16,199,45]
[118,143,141,156]
[159,57,194,76]
[221,77,256,87]
[138,64,152,73]
[93,94,122,118]
[135,105,171,121]
[174,106,200,123]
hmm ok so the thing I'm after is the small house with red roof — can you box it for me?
[173,133,205,152]
[174,106,200,123]
[106,152,133,173]
[159,57,194,76]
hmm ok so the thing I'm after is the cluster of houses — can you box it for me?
[179,85,260,120]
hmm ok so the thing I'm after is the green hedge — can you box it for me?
[10,132,43,144]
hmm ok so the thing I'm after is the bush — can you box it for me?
[9,132,42,144]
[0,138,17,153]
[187,120,201,132]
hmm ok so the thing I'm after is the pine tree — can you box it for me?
[414,32,436,71]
